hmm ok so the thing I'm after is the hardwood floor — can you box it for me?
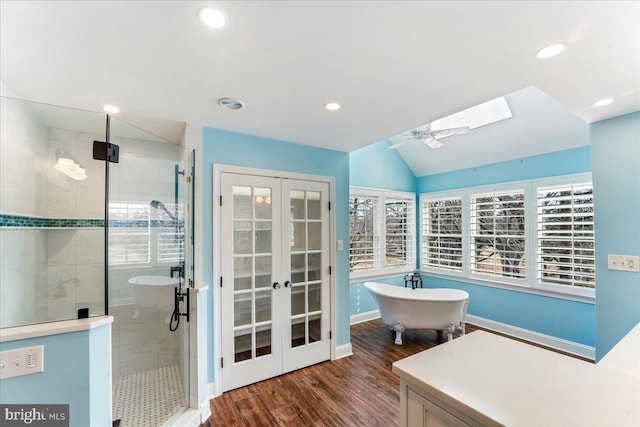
[202,319,476,427]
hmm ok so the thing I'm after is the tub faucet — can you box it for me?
[404,272,423,289]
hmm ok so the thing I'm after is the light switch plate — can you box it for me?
[608,255,640,272]
[0,345,44,380]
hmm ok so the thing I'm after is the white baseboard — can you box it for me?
[350,309,380,325]
[200,396,212,424]
[466,314,595,360]
[335,343,353,359]
[169,408,201,427]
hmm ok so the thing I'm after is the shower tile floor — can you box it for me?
[112,364,185,427]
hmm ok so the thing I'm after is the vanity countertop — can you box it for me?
[393,330,640,426]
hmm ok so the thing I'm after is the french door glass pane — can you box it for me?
[233,186,252,219]
[291,321,305,348]
[233,221,252,254]
[256,325,272,357]
[291,254,305,283]
[308,222,321,250]
[255,290,272,323]
[255,255,272,289]
[254,188,272,219]
[308,253,321,281]
[309,314,321,343]
[234,329,252,362]
[308,283,321,312]
[291,286,305,316]
[291,190,305,219]
[291,222,306,251]
[307,191,321,220]
[255,221,272,254]
[234,294,251,327]
[233,257,252,291]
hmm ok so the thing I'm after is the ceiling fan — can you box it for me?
[389,123,471,150]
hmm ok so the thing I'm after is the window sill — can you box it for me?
[420,270,595,304]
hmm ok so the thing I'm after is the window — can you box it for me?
[470,189,525,280]
[349,189,415,276]
[108,201,184,267]
[420,174,595,298]
[422,197,463,272]
[537,182,595,289]
[109,202,151,266]
[157,203,184,263]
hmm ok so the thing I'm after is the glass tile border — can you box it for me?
[0,214,183,228]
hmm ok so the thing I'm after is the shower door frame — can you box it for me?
[212,164,338,397]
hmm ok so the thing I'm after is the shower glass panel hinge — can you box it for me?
[92,141,120,163]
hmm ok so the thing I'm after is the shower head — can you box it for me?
[150,200,178,221]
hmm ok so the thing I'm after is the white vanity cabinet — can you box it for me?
[402,380,476,427]
[393,330,640,427]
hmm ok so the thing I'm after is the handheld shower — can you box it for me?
[150,200,178,221]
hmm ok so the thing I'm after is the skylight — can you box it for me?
[431,97,513,133]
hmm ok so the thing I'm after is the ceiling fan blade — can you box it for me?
[430,126,471,139]
[423,138,444,149]
[388,139,412,149]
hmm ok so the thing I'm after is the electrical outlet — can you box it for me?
[0,345,43,380]
[608,255,640,272]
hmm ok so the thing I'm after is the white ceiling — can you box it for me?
[1,1,639,170]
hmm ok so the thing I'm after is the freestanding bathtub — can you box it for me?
[364,281,469,345]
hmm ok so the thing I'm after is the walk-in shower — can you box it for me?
[0,96,192,426]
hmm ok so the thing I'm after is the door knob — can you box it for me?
[272,282,281,289]
[284,281,291,288]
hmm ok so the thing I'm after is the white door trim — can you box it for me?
[212,163,336,396]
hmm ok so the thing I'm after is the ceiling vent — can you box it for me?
[218,98,244,110]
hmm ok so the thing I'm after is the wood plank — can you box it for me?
[204,321,579,426]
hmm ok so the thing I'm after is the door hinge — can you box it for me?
[328,201,331,210]
[329,266,332,275]
[220,277,223,287]
[221,358,224,368]
[219,195,222,206]
[329,330,332,339]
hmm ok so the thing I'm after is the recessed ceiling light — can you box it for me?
[593,98,614,107]
[536,43,566,59]
[198,8,227,28]
[325,102,341,111]
[102,105,120,114]
[218,97,244,110]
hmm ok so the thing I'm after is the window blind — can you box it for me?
[537,182,595,288]
[422,197,463,272]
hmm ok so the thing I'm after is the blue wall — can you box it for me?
[413,146,595,346]
[592,112,640,360]
[349,139,416,191]
[416,146,592,193]
[201,127,350,383]
[0,325,111,427]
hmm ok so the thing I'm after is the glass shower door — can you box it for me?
[108,118,189,426]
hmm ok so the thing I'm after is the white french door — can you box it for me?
[220,172,331,391]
